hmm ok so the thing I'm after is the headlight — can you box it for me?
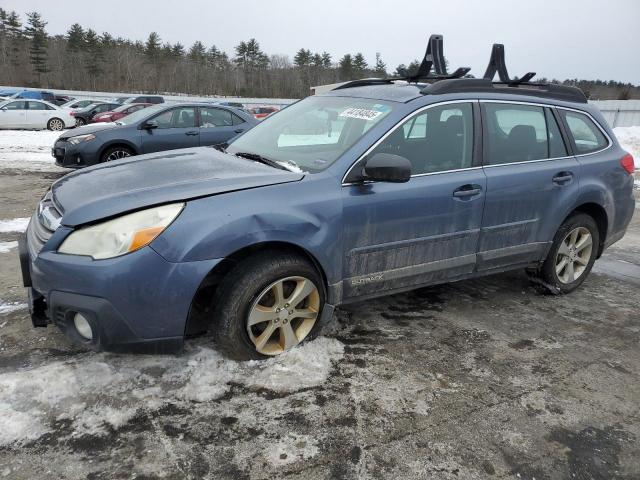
[58,203,184,259]
[68,134,96,145]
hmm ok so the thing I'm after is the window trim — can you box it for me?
[341,99,479,186]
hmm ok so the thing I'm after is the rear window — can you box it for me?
[561,111,609,154]
[484,103,567,165]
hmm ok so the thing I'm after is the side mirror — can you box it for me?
[363,153,411,183]
[142,120,158,130]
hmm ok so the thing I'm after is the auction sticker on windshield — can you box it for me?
[339,107,385,121]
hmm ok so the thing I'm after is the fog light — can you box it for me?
[73,313,93,340]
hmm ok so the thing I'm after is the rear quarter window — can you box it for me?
[561,111,609,154]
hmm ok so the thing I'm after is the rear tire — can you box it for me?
[100,145,133,163]
[529,213,599,294]
[47,118,64,131]
[211,251,325,360]
[75,117,86,127]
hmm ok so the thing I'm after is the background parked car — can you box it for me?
[124,95,164,104]
[62,99,97,109]
[0,99,74,130]
[52,103,258,167]
[10,90,56,103]
[249,106,279,119]
[52,95,74,106]
[93,103,152,123]
[115,96,131,103]
[72,102,120,126]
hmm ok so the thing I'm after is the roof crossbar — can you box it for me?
[407,34,470,82]
[483,44,536,85]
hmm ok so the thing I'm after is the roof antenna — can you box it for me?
[407,34,470,82]
[483,44,535,85]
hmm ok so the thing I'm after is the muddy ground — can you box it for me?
[0,167,638,480]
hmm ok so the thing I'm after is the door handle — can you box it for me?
[185,131,199,136]
[234,128,244,134]
[552,172,573,184]
[453,185,482,198]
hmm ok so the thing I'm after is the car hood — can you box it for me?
[58,122,124,138]
[51,147,304,226]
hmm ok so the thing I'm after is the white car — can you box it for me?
[0,99,75,131]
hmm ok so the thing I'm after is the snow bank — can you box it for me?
[0,337,343,446]
[0,218,29,233]
[613,126,640,168]
[0,130,65,171]
[0,241,18,253]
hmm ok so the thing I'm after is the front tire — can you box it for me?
[530,213,599,294]
[75,117,86,127]
[47,118,64,131]
[211,251,325,360]
[100,146,133,163]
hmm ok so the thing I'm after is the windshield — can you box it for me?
[226,96,394,173]
[116,104,165,125]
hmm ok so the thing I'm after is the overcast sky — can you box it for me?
[3,0,639,84]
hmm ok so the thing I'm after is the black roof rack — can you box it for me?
[421,78,588,103]
[330,35,587,103]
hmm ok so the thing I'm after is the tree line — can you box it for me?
[0,9,638,100]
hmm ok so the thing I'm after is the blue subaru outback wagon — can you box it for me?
[19,72,635,359]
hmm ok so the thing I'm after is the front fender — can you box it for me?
[151,175,343,283]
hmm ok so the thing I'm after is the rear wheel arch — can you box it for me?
[185,241,329,337]
[567,203,608,257]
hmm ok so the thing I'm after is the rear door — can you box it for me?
[341,101,487,299]
[141,106,199,153]
[26,101,53,128]
[478,101,579,271]
[0,101,28,128]
[198,106,247,146]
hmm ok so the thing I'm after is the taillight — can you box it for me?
[621,153,635,174]
[70,111,76,116]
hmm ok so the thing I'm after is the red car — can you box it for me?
[249,106,279,120]
[92,103,151,123]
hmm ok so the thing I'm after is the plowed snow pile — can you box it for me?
[614,126,640,168]
[0,130,64,171]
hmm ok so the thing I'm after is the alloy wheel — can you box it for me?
[49,119,63,131]
[555,227,593,284]
[105,150,131,162]
[247,276,320,355]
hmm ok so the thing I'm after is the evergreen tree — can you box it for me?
[66,24,85,52]
[171,42,185,58]
[5,11,23,71]
[339,54,354,79]
[321,52,332,68]
[84,29,104,86]
[188,41,206,64]
[25,12,48,82]
[374,52,386,77]
[144,32,161,61]
[352,52,367,75]
[293,48,311,68]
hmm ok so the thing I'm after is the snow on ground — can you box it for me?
[0,217,30,233]
[613,126,640,168]
[0,241,18,253]
[0,130,65,171]
[0,337,343,447]
[0,301,27,315]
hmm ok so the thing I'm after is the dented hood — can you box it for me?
[52,147,303,226]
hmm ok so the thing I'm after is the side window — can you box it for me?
[561,111,608,154]
[484,104,550,165]
[231,113,245,125]
[370,103,474,175]
[153,107,196,129]
[200,107,233,128]
[4,101,27,110]
[27,101,48,110]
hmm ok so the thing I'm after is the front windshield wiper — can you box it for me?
[233,151,292,172]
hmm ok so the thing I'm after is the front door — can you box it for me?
[478,102,580,271]
[198,107,246,146]
[141,106,200,153]
[0,101,28,128]
[341,101,486,299]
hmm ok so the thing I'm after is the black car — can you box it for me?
[52,95,74,106]
[72,102,120,126]
[124,95,164,104]
[52,102,258,168]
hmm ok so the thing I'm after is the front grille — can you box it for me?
[26,191,61,255]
